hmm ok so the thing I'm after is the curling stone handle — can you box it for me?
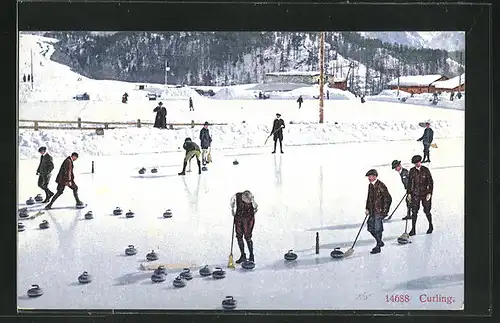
[225,296,234,300]
[31,284,39,288]
[215,267,222,271]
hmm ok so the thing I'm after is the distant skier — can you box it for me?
[199,121,212,165]
[36,146,54,203]
[189,97,194,111]
[406,155,434,236]
[297,95,303,109]
[45,152,84,209]
[391,160,411,220]
[153,102,167,129]
[364,169,392,254]
[230,190,258,263]
[178,138,202,175]
[270,113,285,154]
[417,122,434,163]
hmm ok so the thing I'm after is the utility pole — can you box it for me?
[164,58,170,89]
[319,31,325,124]
[30,49,34,90]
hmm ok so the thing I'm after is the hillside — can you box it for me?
[39,31,465,96]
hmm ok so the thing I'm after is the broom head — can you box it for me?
[227,254,235,269]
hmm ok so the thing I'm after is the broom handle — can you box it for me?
[388,193,408,219]
[351,213,369,249]
[229,216,235,255]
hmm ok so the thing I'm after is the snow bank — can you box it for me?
[270,86,355,100]
[387,74,444,87]
[18,118,464,159]
[212,87,257,100]
[367,91,465,110]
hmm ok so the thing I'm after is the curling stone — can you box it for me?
[397,236,410,245]
[138,167,146,174]
[151,272,166,283]
[163,209,173,218]
[27,284,43,298]
[151,168,158,173]
[173,276,186,288]
[199,265,212,277]
[201,166,208,171]
[212,267,226,279]
[34,194,44,202]
[180,268,193,280]
[84,211,93,220]
[330,247,344,259]
[39,220,49,229]
[241,260,255,270]
[125,245,137,256]
[232,160,239,165]
[19,207,29,218]
[125,210,135,218]
[221,296,237,310]
[113,207,122,215]
[18,222,25,232]
[78,271,92,284]
[284,250,298,261]
[26,197,35,205]
[154,265,167,276]
[146,250,158,261]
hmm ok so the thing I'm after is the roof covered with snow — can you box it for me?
[387,74,444,87]
[432,73,465,89]
[266,71,323,76]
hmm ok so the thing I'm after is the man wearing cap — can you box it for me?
[230,190,258,263]
[199,121,212,165]
[406,155,434,235]
[45,152,84,209]
[417,122,434,163]
[391,160,411,220]
[178,137,202,175]
[365,169,392,254]
[271,113,285,154]
[36,146,54,203]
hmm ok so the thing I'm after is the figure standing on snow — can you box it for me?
[122,92,128,104]
[153,102,167,129]
[417,122,434,163]
[36,146,54,203]
[271,113,285,154]
[189,97,194,111]
[364,169,392,254]
[23,74,26,82]
[199,121,212,165]
[230,190,258,264]
[178,138,202,175]
[297,95,303,109]
[406,155,434,236]
[326,90,330,100]
[45,152,84,209]
[391,160,411,220]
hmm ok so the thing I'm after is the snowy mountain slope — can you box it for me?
[359,31,465,51]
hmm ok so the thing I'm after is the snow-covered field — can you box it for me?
[17,33,464,311]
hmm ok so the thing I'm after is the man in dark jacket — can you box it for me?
[199,121,212,165]
[407,155,434,236]
[271,113,285,154]
[391,159,411,220]
[45,152,84,209]
[297,95,303,109]
[189,97,194,111]
[230,190,258,263]
[365,169,392,254]
[153,102,167,129]
[178,138,202,175]
[417,122,434,163]
[36,146,54,203]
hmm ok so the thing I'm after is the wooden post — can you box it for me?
[319,31,325,124]
[34,121,39,131]
[91,161,94,174]
[104,123,109,129]
[191,120,195,128]
[315,232,320,254]
[137,119,141,128]
[77,118,82,128]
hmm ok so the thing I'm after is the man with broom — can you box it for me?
[365,169,392,254]
[391,160,411,221]
[229,190,258,265]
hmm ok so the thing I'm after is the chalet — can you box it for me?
[264,71,334,85]
[431,73,465,92]
[387,74,448,94]
[328,76,348,91]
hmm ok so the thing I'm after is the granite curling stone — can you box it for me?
[125,210,135,218]
[26,197,35,205]
[154,266,167,276]
[78,271,92,284]
[222,296,237,310]
[163,209,173,218]
[199,265,212,277]
[232,160,239,165]
[201,166,208,171]
[173,276,186,288]
[397,236,410,245]
[151,168,158,173]
[125,245,137,256]
[34,194,44,202]
[84,211,93,220]
[212,267,226,279]
[284,250,298,261]
[241,260,255,270]
[27,284,43,297]
[18,222,25,232]
[19,208,29,218]
[146,250,158,261]
[138,167,146,174]
[180,268,193,280]
[151,272,166,283]
[113,207,122,215]
[39,220,49,229]
[330,247,344,259]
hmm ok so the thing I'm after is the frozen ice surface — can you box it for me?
[17,138,464,310]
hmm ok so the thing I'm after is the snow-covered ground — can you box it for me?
[366,90,465,110]
[17,34,464,310]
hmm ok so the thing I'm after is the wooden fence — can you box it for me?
[18,118,227,131]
